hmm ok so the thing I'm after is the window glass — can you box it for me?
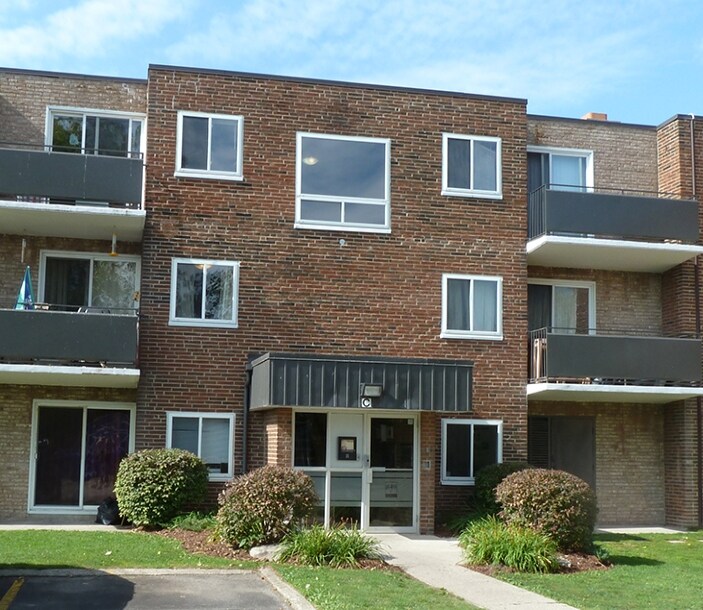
[445,423,471,478]
[443,275,502,338]
[210,118,238,172]
[201,418,230,473]
[92,260,138,310]
[442,419,501,484]
[168,413,233,478]
[171,417,199,454]
[443,134,501,197]
[473,424,499,474]
[171,259,238,327]
[297,133,390,230]
[50,111,143,157]
[294,412,327,467]
[181,116,208,170]
[52,115,83,153]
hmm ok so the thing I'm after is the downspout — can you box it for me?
[242,368,252,475]
[691,114,703,529]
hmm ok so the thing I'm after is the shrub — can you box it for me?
[167,511,217,532]
[459,515,558,573]
[496,468,598,552]
[216,465,317,549]
[278,524,382,567]
[474,462,533,514]
[114,448,208,527]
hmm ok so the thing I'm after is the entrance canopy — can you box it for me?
[248,352,473,412]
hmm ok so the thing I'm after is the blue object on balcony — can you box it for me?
[15,266,34,310]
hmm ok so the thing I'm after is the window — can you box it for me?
[528,279,596,334]
[442,134,502,199]
[296,132,391,232]
[166,412,235,480]
[441,419,502,485]
[39,251,141,312]
[169,259,239,328]
[441,274,503,339]
[48,107,144,157]
[176,111,244,180]
[527,147,593,193]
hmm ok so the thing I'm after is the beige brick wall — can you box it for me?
[0,386,136,520]
[530,402,666,525]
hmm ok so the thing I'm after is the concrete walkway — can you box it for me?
[375,533,577,610]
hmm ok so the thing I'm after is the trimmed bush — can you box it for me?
[459,515,558,573]
[278,524,382,567]
[114,448,209,527]
[474,461,532,514]
[216,465,317,549]
[496,468,598,552]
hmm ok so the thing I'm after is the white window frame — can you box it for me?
[527,145,594,191]
[295,132,391,233]
[166,411,235,481]
[45,106,146,157]
[169,258,240,328]
[528,278,597,332]
[442,133,502,199]
[38,249,142,310]
[441,418,503,485]
[175,111,244,181]
[441,273,503,340]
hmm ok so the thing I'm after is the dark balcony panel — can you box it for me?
[0,148,143,206]
[528,188,699,242]
[249,353,473,412]
[533,332,701,383]
[0,309,138,366]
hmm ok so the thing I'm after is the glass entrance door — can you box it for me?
[293,411,417,532]
[32,405,132,510]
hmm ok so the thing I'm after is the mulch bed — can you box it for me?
[468,551,610,576]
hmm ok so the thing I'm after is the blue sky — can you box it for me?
[1,0,701,126]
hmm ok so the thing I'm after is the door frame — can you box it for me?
[292,408,420,533]
[28,399,136,514]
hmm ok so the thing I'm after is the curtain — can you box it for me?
[473,280,497,332]
[528,284,552,331]
[552,155,586,191]
[446,278,470,330]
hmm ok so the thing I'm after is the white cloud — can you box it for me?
[0,0,192,68]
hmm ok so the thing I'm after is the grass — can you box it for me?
[499,532,703,610]
[274,564,480,610]
[0,530,253,569]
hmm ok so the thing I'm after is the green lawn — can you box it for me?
[499,532,703,610]
[275,564,479,610]
[0,530,480,610]
[0,530,251,569]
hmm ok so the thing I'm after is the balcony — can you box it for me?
[527,328,703,403]
[0,307,139,388]
[527,186,703,272]
[0,143,145,241]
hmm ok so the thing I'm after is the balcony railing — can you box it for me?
[0,142,144,209]
[0,307,138,367]
[528,185,699,242]
[529,327,702,386]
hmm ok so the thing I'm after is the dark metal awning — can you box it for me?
[248,353,473,412]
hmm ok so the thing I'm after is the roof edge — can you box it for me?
[0,66,146,85]
[149,63,527,106]
[528,113,655,130]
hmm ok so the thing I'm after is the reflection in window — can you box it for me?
[170,259,239,327]
[167,412,234,479]
[51,111,143,157]
[177,112,243,179]
[297,133,390,231]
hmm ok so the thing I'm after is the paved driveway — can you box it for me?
[0,569,310,610]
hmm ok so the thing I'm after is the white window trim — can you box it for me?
[38,249,142,308]
[169,258,240,328]
[441,273,503,340]
[28,399,136,513]
[527,145,594,190]
[528,278,597,331]
[295,132,392,233]
[175,110,244,181]
[166,411,235,481]
[441,418,503,485]
[45,105,146,156]
[442,133,503,200]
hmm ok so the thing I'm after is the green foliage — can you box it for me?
[496,468,598,552]
[216,465,318,549]
[167,511,217,532]
[114,448,209,527]
[459,515,559,573]
[277,524,382,568]
[474,462,532,514]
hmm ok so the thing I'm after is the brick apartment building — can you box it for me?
[1,65,702,531]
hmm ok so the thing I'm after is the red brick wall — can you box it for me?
[139,66,529,528]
